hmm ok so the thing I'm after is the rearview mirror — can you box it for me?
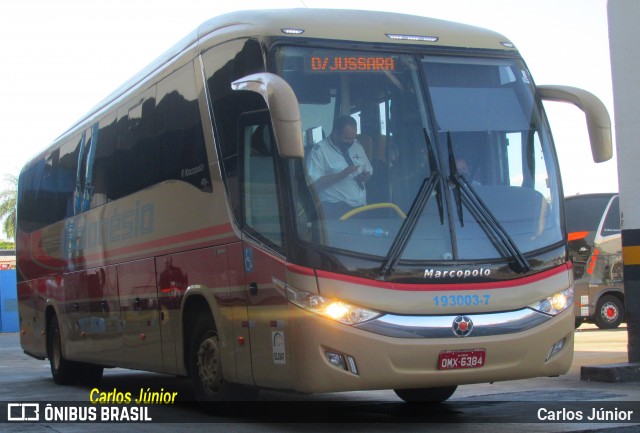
[538,85,612,163]
[232,73,304,158]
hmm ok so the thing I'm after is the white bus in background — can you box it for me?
[566,193,624,329]
[17,9,611,403]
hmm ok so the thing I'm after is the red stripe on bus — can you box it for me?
[286,262,316,277]
[314,264,569,292]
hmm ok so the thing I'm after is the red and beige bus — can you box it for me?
[17,9,611,403]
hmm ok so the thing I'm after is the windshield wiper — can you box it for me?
[446,134,531,274]
[378,172,442,279]
[424,128,444,224]
[377,129,443,279]
[447,132,464,226]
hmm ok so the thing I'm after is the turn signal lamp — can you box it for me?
[545,337,566,362]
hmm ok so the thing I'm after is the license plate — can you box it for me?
[438,349,486,370]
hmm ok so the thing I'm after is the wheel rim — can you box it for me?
[197,336,222,393]
[600,302,619,323]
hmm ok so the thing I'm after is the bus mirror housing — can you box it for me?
[232,73,304,158]
[538,85,612,163]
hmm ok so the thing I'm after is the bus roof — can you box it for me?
[197,8,514,49]
[34,9,515,166]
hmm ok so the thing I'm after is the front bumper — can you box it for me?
[289,306,574,393]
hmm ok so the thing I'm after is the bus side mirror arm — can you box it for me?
[232,72,305,158]
[538,85,613,163]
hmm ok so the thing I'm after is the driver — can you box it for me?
[306,115,373,219]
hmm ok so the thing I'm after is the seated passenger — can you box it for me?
[456,157,481,187]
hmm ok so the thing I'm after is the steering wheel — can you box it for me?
[339,203,407,220]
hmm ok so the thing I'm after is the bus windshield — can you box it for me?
[276,46,562,265]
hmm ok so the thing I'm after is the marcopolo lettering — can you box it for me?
[423,268,491,279]
[181,164,204,178]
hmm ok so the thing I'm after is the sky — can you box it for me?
[0,0,618,238]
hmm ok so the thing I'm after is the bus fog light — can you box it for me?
[326,351,347,370]
[325,351,359,375]
[545,337,566,362]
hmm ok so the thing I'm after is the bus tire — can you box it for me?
[594,295,624,329]
[47,314,77,385]
[394,385,457,403]
[189,315,257,402]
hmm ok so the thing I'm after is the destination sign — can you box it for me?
[307,56,396,72]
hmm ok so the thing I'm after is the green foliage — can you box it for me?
[0,241,15,250]
[0,174,17,241]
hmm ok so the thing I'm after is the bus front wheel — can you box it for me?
[394,385,458,403]
[189,315,257,402]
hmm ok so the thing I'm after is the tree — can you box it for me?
[0,174,17,241]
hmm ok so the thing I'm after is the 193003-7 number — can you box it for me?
[433,294,490,307]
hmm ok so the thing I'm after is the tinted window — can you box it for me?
[565,195,613,233]
[87,115,117,208]
[601,196,620,236]
[202,39,266,224]
[110,87,157,200]
[18,61,210,233]
[18,138,79,232]
[154,63,209,191]
[241,113,283,247]
[104,62,209,201]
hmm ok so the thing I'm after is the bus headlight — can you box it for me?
[286,285,381,325]
[529,287,574,315]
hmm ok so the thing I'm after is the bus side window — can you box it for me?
[18,139,78,232]
[241,116,284,248]
[202,38,268,227]
[110,87,157,201]
[86,114,117,209]
[155,62,210,191]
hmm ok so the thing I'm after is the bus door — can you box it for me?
[238,112,294,389]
